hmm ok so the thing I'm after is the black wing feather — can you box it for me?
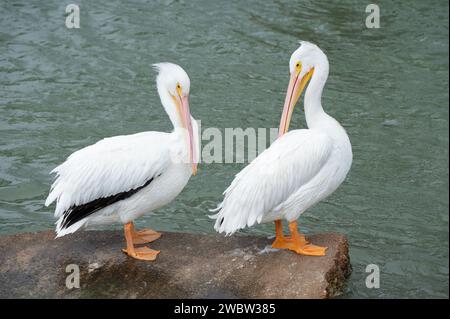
[60,177,155,229]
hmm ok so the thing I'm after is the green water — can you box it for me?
[0,0,448,298]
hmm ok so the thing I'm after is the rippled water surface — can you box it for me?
[1,0,448,298]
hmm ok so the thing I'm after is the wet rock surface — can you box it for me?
[0,230,351,298]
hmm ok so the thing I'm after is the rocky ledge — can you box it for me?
[0,230,351,298]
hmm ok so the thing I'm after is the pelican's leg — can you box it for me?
[271,220,291,249]
[129,221,162,245]
[288,221,327,256]
[122,222,160,261]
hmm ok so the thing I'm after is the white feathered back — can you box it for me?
[46,132,171,218]
[211,129,333,235]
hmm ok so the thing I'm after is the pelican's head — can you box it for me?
[154,63,197,175]
[279,41,328,135]
[154,62,191,98]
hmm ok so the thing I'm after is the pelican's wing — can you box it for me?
[211,129,334,235]
[45,131,172,235]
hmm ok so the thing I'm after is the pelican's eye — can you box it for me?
[176,83,182,96]
[295,61,302,75]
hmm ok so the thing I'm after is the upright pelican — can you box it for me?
[45,63,199,261]
[212,42,352,256]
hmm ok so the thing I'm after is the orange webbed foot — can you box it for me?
[132,229,162,244]
[271,220,327,257]
[123,222,161,261]
[292,243,327,256]
[122,246,160,261]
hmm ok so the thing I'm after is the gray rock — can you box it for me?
[0,230,351,298]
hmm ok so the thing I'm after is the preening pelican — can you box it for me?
[212,42,352,256]
[45,63,199,261]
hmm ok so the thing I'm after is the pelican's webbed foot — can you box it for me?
[132,228,162,245]
[122,222,161,261]
[122,246,160,261]
[271,220,327,256]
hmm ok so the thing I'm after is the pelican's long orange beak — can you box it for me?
[176,90,198,175]
[181,95,197,175]
[279,65,314,137]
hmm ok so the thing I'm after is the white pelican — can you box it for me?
[45,63,199,261]
[212,42,352,256]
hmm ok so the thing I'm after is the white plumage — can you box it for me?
[212,42,352,255]
[45,63,199,260]
[212,130,335,234]
[48,130,196,236]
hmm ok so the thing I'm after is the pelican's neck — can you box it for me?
[304,60,351,154]
[304,60,329,129]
